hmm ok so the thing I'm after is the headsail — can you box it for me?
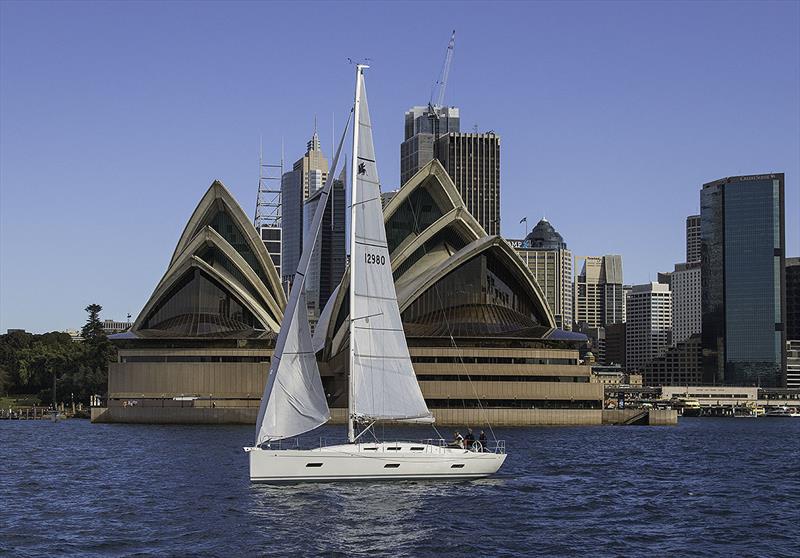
[255,113,352,445]
[349,66,432,425]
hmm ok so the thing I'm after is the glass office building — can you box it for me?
[701,174,786,387]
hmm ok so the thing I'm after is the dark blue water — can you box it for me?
[1,419,798,557]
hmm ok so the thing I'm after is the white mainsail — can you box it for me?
[349,66,432,424]
[255,114,351,445]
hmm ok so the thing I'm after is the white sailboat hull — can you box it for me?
[247,442,506,483]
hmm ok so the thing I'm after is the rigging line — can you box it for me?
[405,186,498,443]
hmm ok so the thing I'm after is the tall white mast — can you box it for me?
[348,64,367,443]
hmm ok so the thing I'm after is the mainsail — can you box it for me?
[255,114,351,445]
[349,66,432,424]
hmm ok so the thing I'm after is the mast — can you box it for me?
[348,64,366,443]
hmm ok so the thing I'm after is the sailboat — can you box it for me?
[245,65,506,483]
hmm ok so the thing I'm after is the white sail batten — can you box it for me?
[349,67,432,423]
[255,114,351,445]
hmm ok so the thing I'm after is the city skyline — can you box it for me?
[1,1,798,332]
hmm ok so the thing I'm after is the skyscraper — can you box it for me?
[686,214,701,263]
[786,257,800,341]
[400,105,500,235]
[400,105,460,185]
[671,261,701,345]
[509,218,573,330]
[626,282,672,372]
[281,130,330,286]
[437,132,501,235]
[573,255,624,329]
[701,173,786,387]
[303,167,346,330]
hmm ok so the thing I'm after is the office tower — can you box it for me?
[605,323,626,367]
[788,258,800,389]
[381,190,398,209]
[701,173,786,387]
[573,255,624,329]
[510,218,573,330]
[437,132,501,235]
[281,130,330,286]
[671,261,701,345]
[303,167,346,329]
[787,257,799,341]
[625,282,672,372]
[400,105,460,186]
[400,105,500,235]
[686,214,701,263]
[643,335,702,386]
[787,341,800,389]
[280,169,302,285]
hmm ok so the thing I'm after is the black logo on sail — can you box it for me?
[358,162,366,175]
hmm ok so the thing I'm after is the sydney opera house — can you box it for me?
[94,161,604,425]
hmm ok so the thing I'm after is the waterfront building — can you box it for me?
[303,167,346,330]
[381,190,398,209]
[281,131,330,286]
[98,165,605,426]
[671,261,701,345]
[787,340,800,389]
[701,173,786,387]
[626,282,672,372]
[315,160,601,422]
[605,322,626,367]
[400,105,460,186]
[508,218,573,330]
[686,214,701,263]
[98,181,287,423]
[573,255,624,329]
[102,319,132,335]
[642,335,702,386]
[787,257,800,341]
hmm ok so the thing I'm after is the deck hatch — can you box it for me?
[451,464,465,469]
[410,447,425,451]
[384,464,400,468]
[306,463,323,468]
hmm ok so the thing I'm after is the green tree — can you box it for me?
[81,303,106,341]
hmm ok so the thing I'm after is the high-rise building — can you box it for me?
[605,323,626,367]
[281,130,330,286]
[642,335,702,386]
[671,261,701,345]
[400,105,460,186]
[788,258,800,389]
[701,173,786,387]
[303,167,346,330]
[509,218,572,330]
[573,255,624,329]
[686,214,701,263]
[436,132,501,235]
[625,282,672,372]
[787,257,800,341]
[400,104,500,235]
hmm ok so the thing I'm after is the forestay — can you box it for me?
[350,68,432,422]
[254,114,351,445]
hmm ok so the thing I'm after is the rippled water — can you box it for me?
[1,418,798,556]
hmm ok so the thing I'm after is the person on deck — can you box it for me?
[479,431,488,452]
[450,431,464,448]
[464,428,475,450]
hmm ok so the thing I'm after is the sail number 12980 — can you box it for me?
[364,253,386,265]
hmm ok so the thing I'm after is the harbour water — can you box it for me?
[1,419,798,557]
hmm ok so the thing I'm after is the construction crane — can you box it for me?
[429,30,455,110]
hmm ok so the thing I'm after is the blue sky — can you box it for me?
[1,0,798,333]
